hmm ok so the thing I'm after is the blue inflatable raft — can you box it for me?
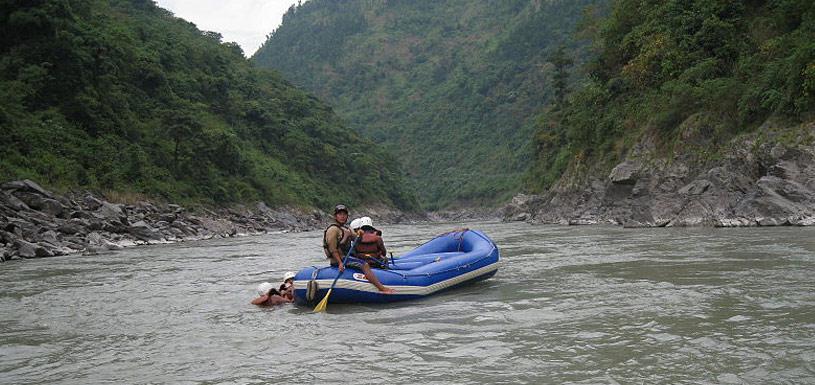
[293,229,500,305]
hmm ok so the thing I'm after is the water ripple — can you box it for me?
[1,223,814,384]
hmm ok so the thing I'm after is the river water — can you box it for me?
[1,222,814,384]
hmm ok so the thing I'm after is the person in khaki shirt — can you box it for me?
[323,204,394,294]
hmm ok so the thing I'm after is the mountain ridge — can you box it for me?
[254,0,604,209]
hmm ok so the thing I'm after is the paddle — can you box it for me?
[313,236,360,313]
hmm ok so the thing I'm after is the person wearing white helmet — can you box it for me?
[251,281,292,306]
[278,271,296,300]
[352,217,388,269]
[349,218,362,232]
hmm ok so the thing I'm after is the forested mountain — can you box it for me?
[0,0,418,210]
[254,0,604,209]
[526,0,815,191]
[494,0,815,227]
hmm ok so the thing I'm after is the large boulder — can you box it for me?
[678,179,712,196]
[14,192,64,217]
[94,201,127,222]
[170,220,198,236]
[128,220,163,241]
[82,194,103,210]
[1,179,55,198]
[1,190,30,211]
[38,229,61,246]
[58,218,88,235]
[609,160,641,185]
[86,232,124,251]
[14,239,54,258]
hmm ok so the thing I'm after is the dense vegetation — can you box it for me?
[526,0,815,190]
[0,0,418,210]
[254,0,603,209]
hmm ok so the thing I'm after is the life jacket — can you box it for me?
[354,232,383,257]
[323,223,351,258]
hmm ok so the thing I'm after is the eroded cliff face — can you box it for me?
[505,123,815,227]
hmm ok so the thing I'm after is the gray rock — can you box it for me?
[102,220,128,233]
[86,231,104,245]
[58,218,88,235]
[154,220,170,229]
[791,216,815,226]
[609,161,641,185]
[158,213,176,223]
[14,192,64,217]
[70,210,95,220]
[14,239,54,258]
[256,201,272,214]
[38,230,60,246]
[767,161,798,179]
[128,220,163,241]
[82,195,103,210]
[170,220,198,236]
[512,212,530,221]
[37,197,64,217]
[679,179,712,196]
[94,201,126,221]
[168,227,186,238]
[135,201,158,213]
[86,232,123,250]
[770,143,788,160]
[757,217,787,226]
[716,217,756,227]
[1,190,31,211]
[62,236,88,250]
[5,218,27,237]
[1,179,55,198]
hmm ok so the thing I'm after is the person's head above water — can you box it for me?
[256,282,275,296]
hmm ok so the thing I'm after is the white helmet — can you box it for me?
[358,216,374,229]
[349,217,362,230]
[256,282,274,296]
[283,271,296,281]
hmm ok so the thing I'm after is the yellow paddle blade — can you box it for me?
[313,288,332,313]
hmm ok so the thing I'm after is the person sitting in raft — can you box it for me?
[251,281,293,306]
[324,204,394,294]
[352,217,388,269]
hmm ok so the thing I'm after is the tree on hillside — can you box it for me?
[549,45,574,110]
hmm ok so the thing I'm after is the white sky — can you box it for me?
[155,0,301,57]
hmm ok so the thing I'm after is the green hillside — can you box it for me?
[253,0,604,209]
[0,0,418,210]
[526,0,815,189]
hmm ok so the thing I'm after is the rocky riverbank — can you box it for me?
[0,179,449,262]
[503,123,815,227]
[0,180,329,261]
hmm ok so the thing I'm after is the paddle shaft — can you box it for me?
[327,237,359,289]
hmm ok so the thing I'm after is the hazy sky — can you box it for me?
[155,0,301,57]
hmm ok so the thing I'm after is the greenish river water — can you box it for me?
[1,222,814,384]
